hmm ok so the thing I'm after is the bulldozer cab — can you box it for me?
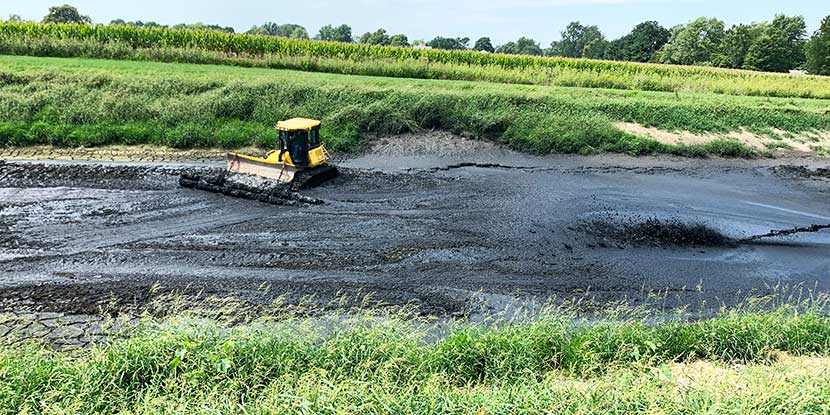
[277,118,322,168]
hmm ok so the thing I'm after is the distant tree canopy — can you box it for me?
[174,23,234,33]
[712,23,765,68]
[247,23,308,39]
[473,37,495,53]
[760,14,807,70]
[707,14,806,72]
[496,37,543,56]
[6,14,23,23]
[607,21,669,62]
[316,24,352,43]
[389,34,409,47]
[109,20,165,28]
[359,28,389,45]
[109,20,232,33]
[42,4,90,24]
[427,36,469,50]
[655,17,725,65]
[358,28,408,46]
[807,15,830,75]
[549,21,605,58]
[743,31,792,73]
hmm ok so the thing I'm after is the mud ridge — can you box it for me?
[772,166,830,180]
[0,162,187,190]
[179,171,323,206]
[741,224,830,242]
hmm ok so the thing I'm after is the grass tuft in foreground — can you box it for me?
[2,295,830,414]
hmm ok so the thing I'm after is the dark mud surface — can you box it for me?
[1,148,830,344]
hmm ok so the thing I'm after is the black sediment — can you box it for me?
[583,217,735,247]
[179,171,323,206]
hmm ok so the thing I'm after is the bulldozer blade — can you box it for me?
[226,153,296,184]
[291,165,340,191]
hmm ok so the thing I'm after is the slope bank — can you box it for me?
[2,55,830,156]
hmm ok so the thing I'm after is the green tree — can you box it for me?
[389,34,409,47]
[42,4,91,24]
[581,39,608,59]
[617,21,670,62]
[317,24,353,43]
[110,19,166,28]
[769,14,807,68]
[473,37,495,53]
[553,21,604,58]
[497,37,542,56]
[713,23,765,68]
[656,17,725,65]
[247,23,308,38]
[359,28,391,45]
[173,23,235,33]
[603,38,626,61]
[741,15,806,73]
[744,31,791,72]
[427,36,469,50]
[806,16,830,75]
[6,14,23,22]
[290,26,308,39]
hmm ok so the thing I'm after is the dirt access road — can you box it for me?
[1,135,829,319]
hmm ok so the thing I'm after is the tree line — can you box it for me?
[7,4,830,75]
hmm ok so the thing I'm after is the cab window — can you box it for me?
[309,127,321,148]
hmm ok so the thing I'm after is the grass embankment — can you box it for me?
[2,22,830,99]
[2,55,830,156]
[3,305,830,414]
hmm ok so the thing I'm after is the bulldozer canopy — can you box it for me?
[277,118,321,131]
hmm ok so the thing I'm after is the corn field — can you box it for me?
[0,22,830,86]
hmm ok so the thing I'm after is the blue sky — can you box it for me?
[8,0,828,45]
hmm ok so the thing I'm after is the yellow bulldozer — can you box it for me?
[227,118,337,190]
[179,118,339,204]
[226,118,338,189]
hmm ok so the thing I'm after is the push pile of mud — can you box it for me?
[179,171,323,206]
[772,166,830,180]
[582,217,735,247]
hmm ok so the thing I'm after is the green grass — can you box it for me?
[2,55,830,156]
[3,23,830,99]
[3,303,830,414]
